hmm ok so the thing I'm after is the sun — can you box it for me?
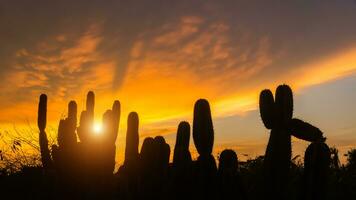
[93,123,102,135]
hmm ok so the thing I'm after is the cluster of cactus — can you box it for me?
[37,91,120,191]
[259,84,326,198]
[35,84,333,199]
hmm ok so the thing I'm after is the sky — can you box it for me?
[0,0,356,164]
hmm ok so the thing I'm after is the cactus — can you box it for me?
[289,118,324,142]
[77,91,95,142]
[218,149,238,172]
[86,91,95,124]
[259,84,325,198]
[217,149,247,199]
[193,99,214,156]
[137,136,171,198]
[154,136,171,171]
[173,121,192,166]
[37,91,120,173]
[124,112,139,165]
[38,94,53,169]
[171,122,193,199]
[303,141,331,200]
[192,99,217,199]
[111,100,121,143]
[57,101,77,148]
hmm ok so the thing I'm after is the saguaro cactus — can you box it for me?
[259,84,325,198]
[303,141,331,200]
[38,94,53,169]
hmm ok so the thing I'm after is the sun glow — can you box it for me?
[93,123,103,135]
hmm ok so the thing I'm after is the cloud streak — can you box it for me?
[1,0,356,163]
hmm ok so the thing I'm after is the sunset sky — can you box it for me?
[0,0,356,164]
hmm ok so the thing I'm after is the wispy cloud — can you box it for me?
[1,1,356,163]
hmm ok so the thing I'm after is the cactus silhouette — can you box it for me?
[303,141,331,200]
[173,121,191,166]
[259,84,325,198]
[117,112,140,200]
[38,94,53,169]
[193,99,217,199]
[57,101,77,148]
[37,91,120,198]
[124,112,139,165]
[193,99,214,156]
[137,136,171,199]
[77,91,95,143]
[172,121,193,199]
[218,149,246,200]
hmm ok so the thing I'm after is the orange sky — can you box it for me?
[1,0,356,165]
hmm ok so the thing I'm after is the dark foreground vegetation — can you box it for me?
[1,84,356,199]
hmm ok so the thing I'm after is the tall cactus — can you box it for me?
[193,99,214,156]
[38,94,53,169]
[125,112,139,165]
[86,91,95,124]
[57,101,77,148]
[111,100,121,143]
[303,141,331,200]
[173,121,191,166]
[193,99,217,199]
[77,91,95,143]
[259,84,325,198]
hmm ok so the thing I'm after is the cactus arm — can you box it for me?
[289,118,324,142]
[102,109,113,142]
[275,84,293,126]
[259,89,275,129]
[86,91,95,125]
[78,110,89,142]
[57,101,78,147]
[67,101,77,134]
[38,94,53,169]
[111,100,121,143]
